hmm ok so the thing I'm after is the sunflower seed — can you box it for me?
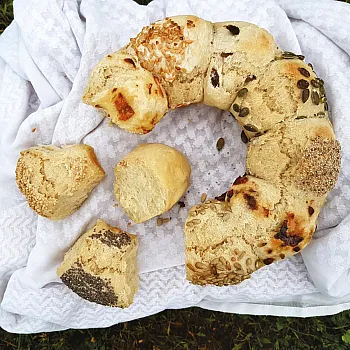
[239,107,249,117]
[228,273,236,279]
[157,218,163,226]
[237,88,248,98]
[210,204,217,212]
[211,258,219,265]
[301,89,310,103]
[238,251,246,261]
[232,104,240,112]
[217,273,226,279]
[241,131,249,144]
[216,264,226,271]
[243,124,259,132]
[201,193,207,203]
[195,262,207,269]
[234,262,242,269]
[298,67,310,78]
[247,268,253,274]
[226,261,231,270]
[324,102,329,111]
[311,90,320,105]
[219,257,227,265]
[297,79,309,89]
[187,263,196,272]
[236,269,244,275]
[311,79,320,88]
[216,137,225,151]
[234,248,240,255]
[246,258,252,266]
[191,219,201,225]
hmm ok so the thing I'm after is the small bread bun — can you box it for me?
[129,15,213,108]
[15,144,105,220]
[57,219,138,308]
[114,143,191,223]
[83,51,168,134]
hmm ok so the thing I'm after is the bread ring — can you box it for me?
[83,15,341,287]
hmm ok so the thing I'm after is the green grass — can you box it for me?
[1,0,350,349]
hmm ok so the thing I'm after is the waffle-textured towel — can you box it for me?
[0,0,350,333]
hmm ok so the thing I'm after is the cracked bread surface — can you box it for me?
[57,219,138,308]
[15,144,105,220]
[204,21,280,110]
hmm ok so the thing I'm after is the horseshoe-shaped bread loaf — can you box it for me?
[83,16,341,286]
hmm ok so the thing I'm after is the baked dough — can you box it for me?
[57,219,138,308]
[114,143,191,223]
[83,51,168,134]
[83,16,341,286]
[16,144,105,220]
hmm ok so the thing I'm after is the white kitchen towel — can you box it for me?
[0,0,350,333]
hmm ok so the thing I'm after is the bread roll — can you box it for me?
[15,144,105,220]
[114,143,191,223]
[57,220,138,308]
[204,21,280,110]
[129,15,213,108]
[83,51,168,134]
[230,59,327,138]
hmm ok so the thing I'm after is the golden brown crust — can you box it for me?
[16,145,105,220]
[57,220,138,308]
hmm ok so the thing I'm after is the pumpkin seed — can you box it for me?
[311,79,320,88]
[241,131,249,144]
[297,79,309,89]
[316,78,324,86]
[239,107,249,117]
[216,137,225,151]
[298,67,310,77]
[311,90,320,105]
[232,104,240,112]
[301,89,310,103]
[237,88,248,98]
[243,124,259,132]
[319,85,325,96]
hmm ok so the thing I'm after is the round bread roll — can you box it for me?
[16,144,105,220]
[114,143,191,223]
[84,16,341,286]
[57,219,138,308]
[128,15,213,109]
[204,21,280,110]
[83,51,168,134]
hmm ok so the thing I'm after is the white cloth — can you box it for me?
[0,0,350,333]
